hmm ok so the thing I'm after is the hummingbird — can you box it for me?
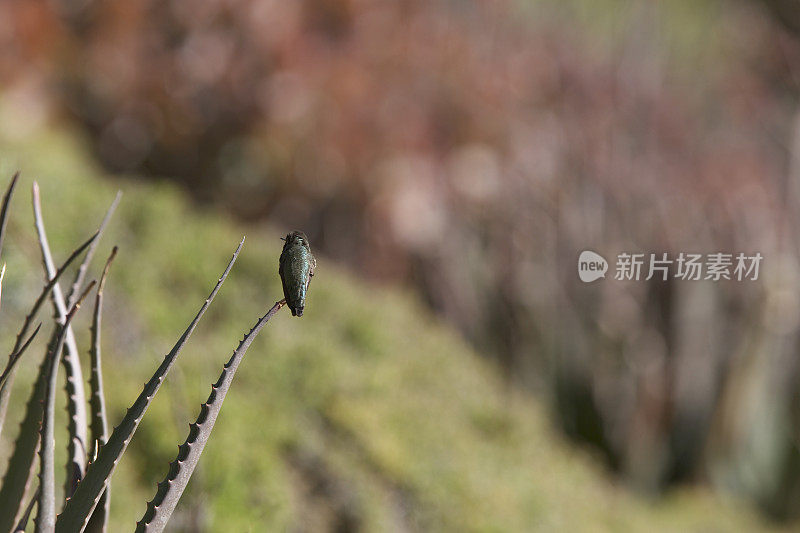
[279,231,316,317]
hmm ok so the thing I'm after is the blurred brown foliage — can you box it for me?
[4,0,800,520]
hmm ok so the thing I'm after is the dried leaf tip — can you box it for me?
[70,280,97,317]
[98,246,118,294]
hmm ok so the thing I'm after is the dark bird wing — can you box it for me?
[279,250,290,304]
[305,255,316,293]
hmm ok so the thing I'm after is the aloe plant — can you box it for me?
[0,171,21,436]
[32,182,112,495]
[0,173,292,532]
[0,233,96,533]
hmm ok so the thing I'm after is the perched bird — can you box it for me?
[279,231,316,317]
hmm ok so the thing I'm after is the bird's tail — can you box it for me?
[296,306,304,317]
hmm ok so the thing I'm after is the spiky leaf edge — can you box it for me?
[0,324,43,389]
[85,247,117,533]
[0,230,96,439]
[56,237,245,533]
[0,356,47,533]
[137,300,286,532]
[0,230,99,533]
[35,282,95,533]
[33,183,118,495]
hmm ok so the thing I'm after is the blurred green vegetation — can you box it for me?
[0,123,780,531]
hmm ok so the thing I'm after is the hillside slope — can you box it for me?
[0,121,776,531]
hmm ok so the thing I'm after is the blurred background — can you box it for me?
[2,0,800,530]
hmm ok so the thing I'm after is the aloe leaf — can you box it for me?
[136,300,286,532]
[32,182,92,495]
[0,231,97,441]
[36,282,95,533]
[0,355,47,533]
[0,171,18,312]
[56,238,245,533]
[85,248,117,533]
[0,323,42,389]
[0,171,20,264]
[66,191,121,309]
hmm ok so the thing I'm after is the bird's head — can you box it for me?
[282,231,311,251]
